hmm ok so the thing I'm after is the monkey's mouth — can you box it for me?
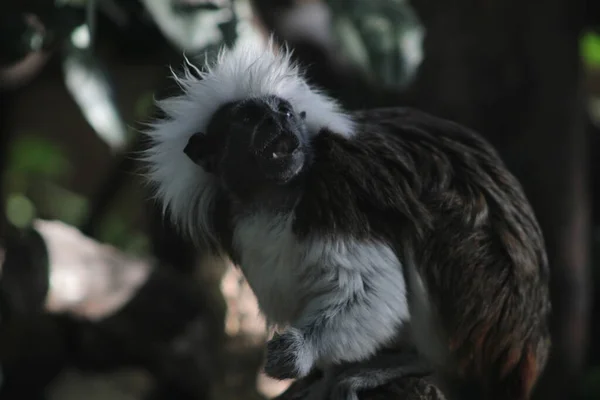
[257,131,305,183]
[261,132,300,160]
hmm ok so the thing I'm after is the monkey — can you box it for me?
[142,37,551,400]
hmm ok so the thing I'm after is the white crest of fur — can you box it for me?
[143,36,355,243]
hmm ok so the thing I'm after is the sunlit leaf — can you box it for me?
[63,42,128,151]
[140,0,234,51]
[326,0,423,88]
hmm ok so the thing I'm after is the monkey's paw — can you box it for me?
[264,328,314,380]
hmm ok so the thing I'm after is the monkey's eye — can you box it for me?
[277,103,293,118]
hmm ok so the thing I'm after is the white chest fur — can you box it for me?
[232,213,303,324]
[232,212,411,331]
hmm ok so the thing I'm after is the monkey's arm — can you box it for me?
[263,245,410,381]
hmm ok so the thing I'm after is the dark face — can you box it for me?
[183,95,309,199]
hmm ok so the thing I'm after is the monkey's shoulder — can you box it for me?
[292,127,422,241]
[293,107,547,271]
[292,107,497,240]
[350,107,504,159]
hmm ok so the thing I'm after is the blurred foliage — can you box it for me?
[582,31,600,68]
[7,135,72,182]
[4,134,74,229]
[98,214,150,257]
[1,71,165,253]
[133,91,156,125]
[3,134,91,227]
[41,183,89,226]
[326,0,424,88]
[2,128,149,254]
[0,0,259,258]
[92,91,157,256]
[6,193,36,229]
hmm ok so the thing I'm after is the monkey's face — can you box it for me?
[183,95,309,198]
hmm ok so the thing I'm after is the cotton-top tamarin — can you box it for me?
[143,37,551,400]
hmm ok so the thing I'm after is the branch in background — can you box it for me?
[0,219,224,399]
[36,219,153,319]
[79,140,139,238]
[0,219,153,319]
[275,371,447,400]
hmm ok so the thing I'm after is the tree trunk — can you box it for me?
[405,1,590,398]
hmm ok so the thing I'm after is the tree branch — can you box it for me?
[274,372,448,400]
[0,219,223,399]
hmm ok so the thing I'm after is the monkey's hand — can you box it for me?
[265,328,312,380]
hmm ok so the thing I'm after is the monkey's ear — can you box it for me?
[183,132,218,173]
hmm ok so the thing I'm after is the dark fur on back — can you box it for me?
[293,107,551,399]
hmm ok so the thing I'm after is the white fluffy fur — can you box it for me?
[143,36,355,241]
[234,212,410,373]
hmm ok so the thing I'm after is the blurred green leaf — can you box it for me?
[63,48,129,151]
[327,0,423,88]
[98,214,129,245]
[7,134,72,180]
[40,182,90,226]
[96,210,149,256]
[6,193,36,229]
[134,91,156,120]
[582,31,600,68]
[123,232,151,257]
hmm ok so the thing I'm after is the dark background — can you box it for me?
[0,0,598,399]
